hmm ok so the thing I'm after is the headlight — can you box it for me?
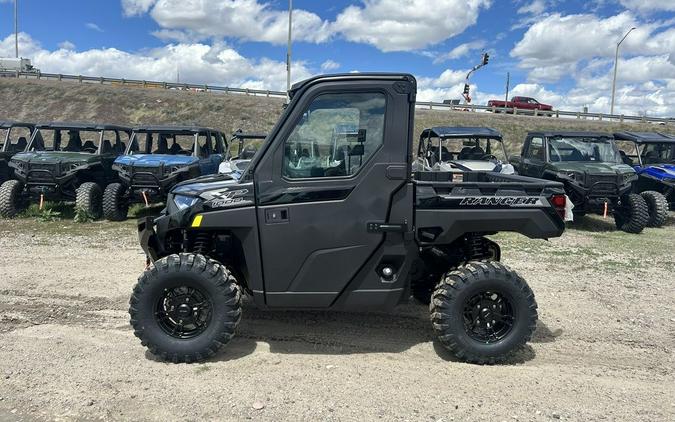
[10,159,25,170]
[173,194,199,210]
[169,164,187,173]
[557,171,582,182]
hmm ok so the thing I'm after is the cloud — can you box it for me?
[58,41,76,50]
[122,0,159,16]
[618,0,675,13]
[143,0,331,44]
[320,60,340,72]
[0,32,312,91]
[85,23,104,32]
[433,40,487,63]
[517,0,547,15]
[332,0,491,52]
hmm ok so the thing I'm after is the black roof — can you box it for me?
[528,131,613,138]
[421,126,503,139]
[231,129,267,139]
[613,131,675,144]
[35,122,131,131]
[132,125,224,134]
[0,121,35,129]
[289,73,416,99]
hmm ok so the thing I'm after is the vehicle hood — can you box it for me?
[172,173,239,196]
[549,162,634,175]
[115,154,198,167]
[12,151,98,164]
[638,164,675,181]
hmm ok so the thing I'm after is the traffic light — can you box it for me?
[482,53,490,66]
[463,84,470,95]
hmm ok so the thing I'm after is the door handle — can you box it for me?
[367,222,407,233]
[265,207,289,224]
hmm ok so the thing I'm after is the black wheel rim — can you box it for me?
[463,291,515,344]
[155,285,213,339]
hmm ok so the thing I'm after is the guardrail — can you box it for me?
[2,70,673,125]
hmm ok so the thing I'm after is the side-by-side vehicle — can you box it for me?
[129,73,569,365]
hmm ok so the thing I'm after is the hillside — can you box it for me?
[1,78,671,154]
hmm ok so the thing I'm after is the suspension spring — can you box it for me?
[466,233,486,260]
[192,232,212,256]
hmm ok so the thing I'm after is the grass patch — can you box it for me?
[20,202,75,221]
[74,207,96,223]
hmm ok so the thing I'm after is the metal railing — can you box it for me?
[2,70,673,125]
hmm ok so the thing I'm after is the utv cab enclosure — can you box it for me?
[130,73,568,364]
[414,126,514,174]
[103,126,227,221]
[613,131,673,225]
[0,122,131,218]
[0,121,35,183]
[510,131,648,233]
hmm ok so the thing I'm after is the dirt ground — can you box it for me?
[0,213,674,421]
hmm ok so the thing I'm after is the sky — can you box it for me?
[0,0,674,117]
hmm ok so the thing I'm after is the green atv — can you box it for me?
[0,122,131,218]
[510,131,648,233]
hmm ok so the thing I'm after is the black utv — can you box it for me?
[0,121,35,183]
[0,123,131,218]
[510,131,648,233]
[130,73,569,365]
[102,126,227,221]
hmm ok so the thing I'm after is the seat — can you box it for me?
[12,137,27,152]
[64,132,82,152]
[155,135,169,154]
[169,142,182,155]
[82,140,97,152]
[101,140,113,154]
[619,150,633,166]
[439,146,452,161]
[458,146,473,160]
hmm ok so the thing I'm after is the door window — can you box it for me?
[282,92,386,179]
[526,137,545,160]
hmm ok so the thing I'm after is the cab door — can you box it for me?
[254,80,412,308]
[521,136,546,177]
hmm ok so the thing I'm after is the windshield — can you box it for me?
[129,132,197,156]
[548,137,621,163]
[641,143,675,164]
[30,129,101,154]
[421,137,508,163]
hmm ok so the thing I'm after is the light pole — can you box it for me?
[286,0,293,96]
[14,0,19,58]
[610,27,636,115]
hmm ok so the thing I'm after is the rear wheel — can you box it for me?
[103,182,129,221]
[640,191,668,228]
[614,194,648,234]
[430,261,537,364]
[75,182,103,219]
[129,253,242,363]
[0,179,28,218]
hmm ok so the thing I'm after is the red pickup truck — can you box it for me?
[487,96,553,114]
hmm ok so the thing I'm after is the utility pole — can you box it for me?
[286,0,293,96]
[610,27,636,115]
[504,72,510,104]
[14,0,19,58]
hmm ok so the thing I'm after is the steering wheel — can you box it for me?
[82,147,97,153]
[481,154,498,161]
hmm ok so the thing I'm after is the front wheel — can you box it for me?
[640,191,668,228]
[75,182,103,219]
[614,194,648,234]
[430,261,537,364]
[103,182,129,221]
[129,253,242,363]
[0,179,28,218]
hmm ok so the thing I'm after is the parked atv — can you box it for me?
[0,121,35,183]
[129,73,569,365]
[0,123,131,218]
[510,131,647,233]
[414,127,515,174]
[218,129,266,179]
[103,126,227,221]
[613,131,673,226]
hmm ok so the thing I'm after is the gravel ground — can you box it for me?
[0,214,673,421]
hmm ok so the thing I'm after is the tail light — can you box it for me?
[550,194,566,220]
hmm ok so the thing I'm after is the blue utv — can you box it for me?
[103,125,227,221]
[614,131,674,227]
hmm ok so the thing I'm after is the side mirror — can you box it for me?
[357,129,366,143]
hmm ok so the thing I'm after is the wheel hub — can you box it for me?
[463,291,515,344]
[156,286,213,339]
